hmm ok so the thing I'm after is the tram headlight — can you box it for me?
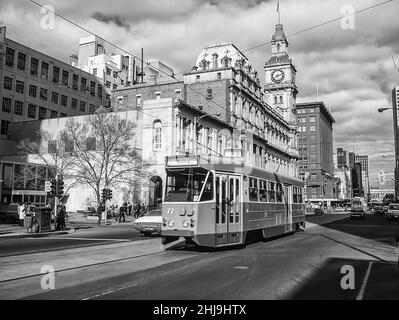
[168,220,174,227]
[187,208,195,216]
[182,220,189,228]
[180,208,186,216]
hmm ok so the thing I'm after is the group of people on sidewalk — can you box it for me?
[17,202,67,231]
[97,201,147,225]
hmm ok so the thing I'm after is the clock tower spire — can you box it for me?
[264,21,298,125]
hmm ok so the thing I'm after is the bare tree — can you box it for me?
[17,130,78,201]
[60,113,147,205]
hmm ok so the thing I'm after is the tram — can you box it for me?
[161,155,305,248]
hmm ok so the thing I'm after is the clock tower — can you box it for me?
[264,23,298,124]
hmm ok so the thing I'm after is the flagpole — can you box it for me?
[277,0,280,24]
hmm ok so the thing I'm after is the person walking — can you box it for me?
[134,202,141,219]
[127,202,132,216]
[57,204,67,231]
[18,203,25,228]
[118,203,126,223]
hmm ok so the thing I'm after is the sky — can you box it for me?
[1,0,399,188]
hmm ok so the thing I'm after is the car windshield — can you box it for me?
[389,204,399,210]
[165,168,213,202]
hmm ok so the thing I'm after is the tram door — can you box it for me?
[284,186,293,232]
[215,174,242,246]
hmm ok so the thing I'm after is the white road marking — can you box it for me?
[82,283,139,300]
[26,237,131,241]
[356,261,373,300]
[234,266,249,269]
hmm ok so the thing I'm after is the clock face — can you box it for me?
[271,69,285,83]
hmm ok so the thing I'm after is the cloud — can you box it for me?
[92,12,130,30]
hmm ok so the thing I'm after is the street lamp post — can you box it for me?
[193,112,221,155]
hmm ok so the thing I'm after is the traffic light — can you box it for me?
[57,178,64,198]
[107,189,112,200]
[50,179,57,196]
[102,188,107,200]
[101,188,113,200]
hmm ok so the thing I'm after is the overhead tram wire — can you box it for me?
[28,0,231,118]
[173,0,393,76]
[28,0,393,120]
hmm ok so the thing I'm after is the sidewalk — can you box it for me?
[0,224,76,239]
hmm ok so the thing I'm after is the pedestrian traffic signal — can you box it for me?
[57,179,64,198]
[50,179,57,196]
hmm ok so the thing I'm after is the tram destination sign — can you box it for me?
[166,155,200,167]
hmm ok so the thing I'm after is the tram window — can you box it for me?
[298,188,303,203]
[200,172,214,201]
[249,177,259,202]
[165,168,212,202]
[259,179,268,202]
[276,184,283,203]
[230,179,234,223]
[235,180,240,223]
[268,181,276,202]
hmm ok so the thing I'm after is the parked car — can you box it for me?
[386,203,399,220]
[314,208,325,215]
[373,204,385,215]
[133,209,162,236]
[350,197,366,219]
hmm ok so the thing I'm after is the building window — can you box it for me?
[309,108,315,113]
[72,74,79,90]
[5,47,15,67]
[310,125,316,132]
[30,57,39,76]
[113,84,117,91]
[14,100,23,115]
[175,89,181,100]
[71,98,78,110]
[106,67,111,75]
[41,62,49,79]
[39,107,47,120]
[136,95,142,106]
[51,92,59,104]
[3,76,13,90]
[51,110,58,118]
[153,120,162,150]
[93,68,97,76]
[2,97,12,113]
[279,96,283,103]
[90,81,96,96]
[61,95,68,107]
[97,84,103,99]
[106,81,111,88]
[310,135,316,142]
[155,92,161,99]
[274,96,277,104]
[196,75,200,81]
[309,116,316,123]
[89,104,96,113]
[113,71,118,79]
[29,85,37,98]
[39,88,48,101]
[206,88,212,99]
[310,154,317,162]
[28,104,36,118]
[81,77,87,92]
[62,70,69,86]
[217,72,222,80]
[309,144,316,152]
[0,120,10,135]
[16,80,24,94]
[60,113,67,117]
[52,66,60,83]
[80,101,86,112]
[17,52,26,71]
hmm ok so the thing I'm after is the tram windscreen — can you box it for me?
[165,168,213,202]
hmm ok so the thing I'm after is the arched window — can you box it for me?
[153,120,162,150]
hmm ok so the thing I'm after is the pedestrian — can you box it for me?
[57,204,67,231]
[128,202,132,216]
[18,202,25,228]
[118,204,126,223]
[134,201,141,219]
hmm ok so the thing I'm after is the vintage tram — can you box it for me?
[161,155,305,248]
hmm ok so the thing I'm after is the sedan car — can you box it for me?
[386,203,399,220]
[314,208,325,215]
[133,209,162,236]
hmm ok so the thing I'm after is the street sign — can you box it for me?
[45,181,51,192]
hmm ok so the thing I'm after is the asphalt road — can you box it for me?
[0,224,157,258]
[13,213,399,300]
